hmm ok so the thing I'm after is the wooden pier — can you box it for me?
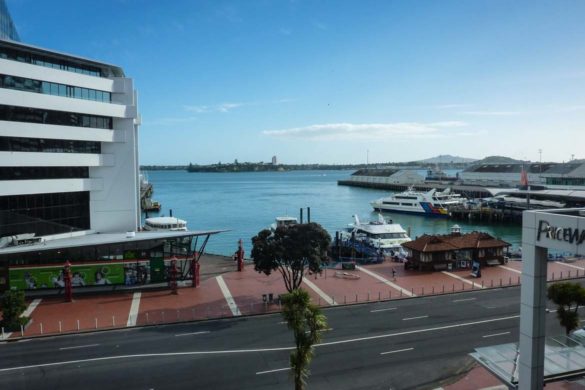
[337,180,493,199]
[449,206,523,223]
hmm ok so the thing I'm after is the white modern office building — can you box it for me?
[0,38,141,238]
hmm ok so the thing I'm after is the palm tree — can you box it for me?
[281,288,328,390]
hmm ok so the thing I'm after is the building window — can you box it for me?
[0,136,100,154]
[0,104,113,129]
[0,167,89,180]
[0,191,90,237]
[0,46,103,77]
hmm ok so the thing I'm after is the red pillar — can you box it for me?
[169,258,178,295]
[192,258,200,288]
[63,260,72,303]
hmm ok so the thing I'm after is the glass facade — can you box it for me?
[0,74,111,102]
[0,0,19,41]
[0,166,89,180]
[0,191,90,237]
[546,177,585,186]
[0,136,100,154]
[0,45,104,77]
[0,104,113,129]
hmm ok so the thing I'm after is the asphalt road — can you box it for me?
[0,285,571,390]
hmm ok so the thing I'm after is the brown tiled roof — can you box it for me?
[402,232,510,253]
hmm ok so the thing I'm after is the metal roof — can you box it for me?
[0,230,227,255]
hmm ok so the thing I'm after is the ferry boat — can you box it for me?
[143,216,187,231]
[339,214,411,258]
[370,187,465,217]
[270,216,298,231]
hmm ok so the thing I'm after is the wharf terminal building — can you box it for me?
[0,4,218,293]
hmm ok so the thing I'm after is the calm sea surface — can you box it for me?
[144,170,522,256]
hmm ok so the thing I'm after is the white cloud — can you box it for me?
[263,121,471,140]
[459,110,524,116]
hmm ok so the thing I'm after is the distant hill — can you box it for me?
[413,155,477,164]
[472,155,527,165]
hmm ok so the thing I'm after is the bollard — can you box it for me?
[162,311,165,323]
[400,290,403,297]
[20,324,24,337]
[481,280,484,288]
[112,316,115,327]
[59,321,62,333]
[518,276,520,285]
[146,312,150,324]
[432,286,435,295]
[491,279,493,288]
[318,297,321,306]
[411,287,414,295]
[442,285,445,294]
[344,295,347,304]
[95,318,98,329]
[452,283,455,292]
[462,282,465,291]
[356,294,358,303]
[389,290,391,299]
[378,291,381,301]
[40,323,43,335]
[552,272,555,281]
[367,292,370,301]
[77,320,80,331]
[509,276,511,285]
[1,327,4,339]
[332,296,335,305]
[499,278,502,287]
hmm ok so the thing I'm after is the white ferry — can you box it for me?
[143,216,187,231]
[339,214,411,257]
[371,187,465,217]
[270,216,298,231]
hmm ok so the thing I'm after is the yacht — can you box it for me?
[143,216,187,231]
[371,187,465,217]
[339,214,411,257]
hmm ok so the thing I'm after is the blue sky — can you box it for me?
[8,0,585,164]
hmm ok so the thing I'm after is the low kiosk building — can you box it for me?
[401,230,510,271]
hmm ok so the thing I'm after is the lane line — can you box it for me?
[2,299,42,340]
[0,314,520,372]
[59,344,100,351]
[126,292,141,327]
[499,265,521,274]
[482,332,510,338]
[216,275,242,316]
[256,367,290,375]
[356,266,415,297]
[452,298,476,303]
[402,315,428,321]
[380,347,414,355]
[555,261,585,271]
[370,307,397,313]
[302,278,337,305]
[441,271,485,289]
[174,331,210,337]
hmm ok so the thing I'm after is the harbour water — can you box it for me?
[144,170,522,256]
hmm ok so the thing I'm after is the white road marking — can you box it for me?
[302,278,337,305]
[59,344,100,351]
[555,261,585,271]
[356,266,415,297]
[256,367,290,375]
[499,265,521,274]
[174,331,210,337]
[126,292,141,327]
[0,314,521,372]
[482,332,510,338]
[370,307,397,313]
[441,271,485,289]
[402,315,428,321]
[452,298,476,303]
[216,275,242,316]
[380,347,414,355]
[1,299,42,340]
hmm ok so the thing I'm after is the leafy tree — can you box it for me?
[0,290,27,331]
[281,288,328,390]
[252,223,331,292]
[547,282,585,335]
